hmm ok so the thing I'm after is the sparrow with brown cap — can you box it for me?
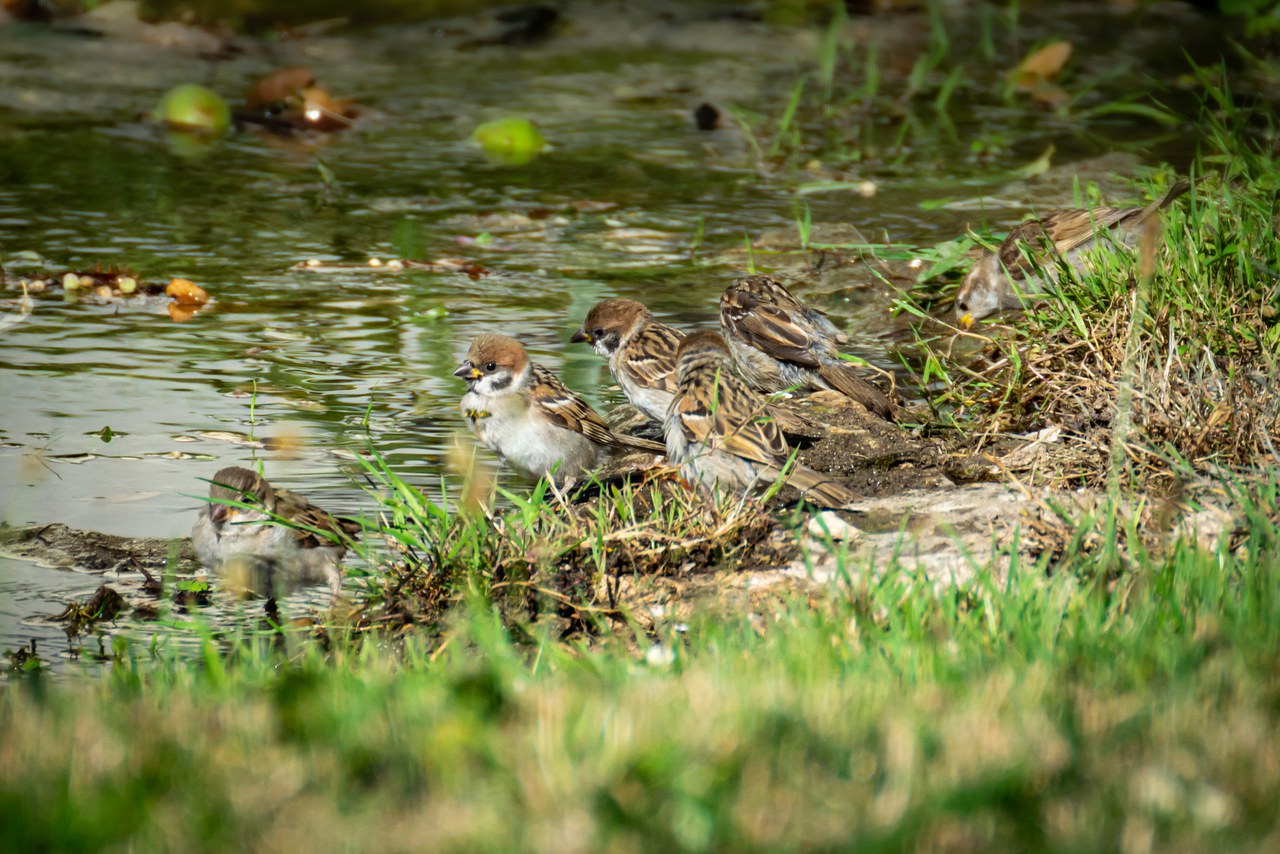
[455,332,664,486]
[192,466,359,598]
[954,180,1191,326]
[571,297,685,424]
[572,297,827,438]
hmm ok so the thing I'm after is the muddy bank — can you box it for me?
[0,522,197,574]
[3,469,1240,652]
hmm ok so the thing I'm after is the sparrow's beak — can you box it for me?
[570,328,590,344]
[453,362,478,379]
[958,313,975,331]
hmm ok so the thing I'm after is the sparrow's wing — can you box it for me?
[999,207,1136,276]
[624,322,683,393]
[675,368,790,467]
[802,306,850,345]
[274,489,360,549]
[755,277,850,346]
[529,363,617,447]
[721,287,822,369]
[815,363,897,421]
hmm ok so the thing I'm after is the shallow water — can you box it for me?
[0,3,1219,675]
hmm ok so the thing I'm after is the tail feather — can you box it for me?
[1158,179,1193,209]
[816,363,897,421]
[1133,179,1193,225]
[611,433,667,454]
[764,404,827,438]
[784,465,858,509]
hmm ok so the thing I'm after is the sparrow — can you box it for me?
[954,180,1191,326]
[665,330,857,508]
[572,297,825,438]
[719,275,896,420]
[455,333,665,485]
[570,297,685,424]
[191,466,360,598]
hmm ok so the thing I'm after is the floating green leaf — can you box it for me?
[471,117,546,166]
[152,84,231,135]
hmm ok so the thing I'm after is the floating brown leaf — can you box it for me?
[1011,40,1073,85]
[245,66,317,111]
[166,277,209,307]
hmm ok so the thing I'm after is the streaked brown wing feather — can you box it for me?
[530,364,616,447]
[677,369,789,466]
[722,290,821,368]
[1044,207,1134,252]
[274,489,360,549]
[625,323,683,393]
[764,403,825,437]
[999,207,1134,276]
[816,363,897,420]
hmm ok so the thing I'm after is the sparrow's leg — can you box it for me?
[327,568,343,609]
[546,473,583,508]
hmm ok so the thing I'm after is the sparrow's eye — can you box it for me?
[484,361,497,372]
[956,299,968,311]
[593,327,605,339]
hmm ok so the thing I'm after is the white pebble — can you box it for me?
[367,257,383,267]
[63,273,80,290]
[118,277,138,294]
[806,511,861,542]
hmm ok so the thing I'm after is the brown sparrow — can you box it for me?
[191,466,359,598]
[570,297,684,424]
[572,297,823,437]
[665,330,857,508]
[720,275,896,420]
[455,333,664,485]
[955,180,1191,326]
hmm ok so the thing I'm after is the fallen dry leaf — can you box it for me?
[166,277,209,307]
[1028,83,1070,108]
[1011,40,1073,86]
[241,66,358,133]
[245,66,317,111]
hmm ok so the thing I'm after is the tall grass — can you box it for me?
[897,72,1280,487]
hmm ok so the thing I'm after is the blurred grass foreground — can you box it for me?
[4,469,1280,850]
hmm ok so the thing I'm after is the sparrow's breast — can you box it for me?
[460,391,494,432]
